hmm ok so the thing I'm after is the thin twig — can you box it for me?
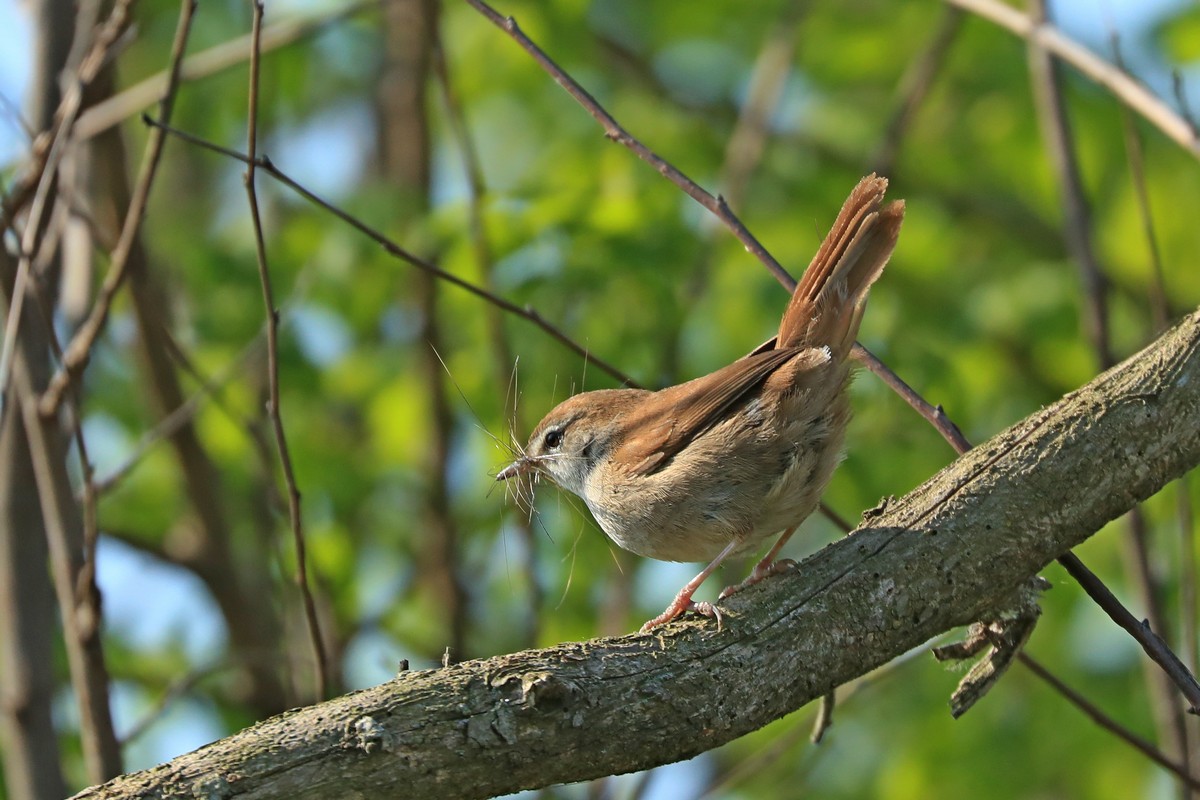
[1180,480,1199,677]
[461,1,982,473]
[1057,553,1200,712]
[38,0,196,415]
[817,502,854,535]
[431,41,511,405]
[0,90,35,143]
[102,258,314,504]
[465,0,796,292]
[0,5,123,397]
[118,662,230,745]
[945,0,1200,159]
[869,310,1200,715]
[816,468,1184,758]
[851,343,971,453]
[242,0,328,701]
[93,391,205,497]
[1019,653,1200,791]
[0,3,138,784]
[0,0,131,231]
[695,707,819,800]
[159,324,284,514]
[719,0,804,211]
[2,245,124,785]
[143,116,638,389]
[810,691,835,744]
[1110,35,1170,335]
[92,329,266,496]
[17,374,122,780]
[0,121,68,399]
[1026,0,1111,370]
[465,1,986,565]
[698,2,863,551]
[593,26,1068,252]
[698,670,912,799]
[74,1,375,142]
[870,6,963,175]
[0,133,48,234]
[65,1,198,679]
[144,6,1200,767]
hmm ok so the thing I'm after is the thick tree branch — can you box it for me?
[73,309,1200,799]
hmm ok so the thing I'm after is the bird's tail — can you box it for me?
[776,174,904,357]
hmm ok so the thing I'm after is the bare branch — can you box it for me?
[146,2,1200,758]
[465,0,797,291]
[870,6,963,175]
[851,343,971,453]
[1057,552,1200,712]
[0,0,135,397]
[945,0,1200,159]
[91,330,264,497]
[38,0,197,415]
[1019,653,1200,790]
[10,309,121,781]
[143,116,639,388]
[74,1,375,141]
[242,0,328,701]
[1026,0,1111,369]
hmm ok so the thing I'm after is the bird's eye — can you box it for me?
[543,428,563,449]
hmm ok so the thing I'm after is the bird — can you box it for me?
[497,174,904,632]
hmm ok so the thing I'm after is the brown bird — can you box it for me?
[498,175,905,631]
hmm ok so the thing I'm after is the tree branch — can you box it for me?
[243,0,327,700]
[73,308,1200,799]
[946,0,1200,160]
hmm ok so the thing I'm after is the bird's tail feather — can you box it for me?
[776,174,905,357]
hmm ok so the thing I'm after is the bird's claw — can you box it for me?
[640,598,725,633]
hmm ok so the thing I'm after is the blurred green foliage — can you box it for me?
[21,0,1200,796]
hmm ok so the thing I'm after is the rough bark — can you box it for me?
[72,308,1200,799]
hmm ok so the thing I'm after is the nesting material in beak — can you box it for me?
[496,459,530,482]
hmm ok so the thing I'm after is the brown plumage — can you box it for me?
[498,174,905,630]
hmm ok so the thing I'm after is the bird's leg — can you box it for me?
[719,525,799,600]
[640,539,742,633]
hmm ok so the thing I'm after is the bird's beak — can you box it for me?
[496,458,531,482]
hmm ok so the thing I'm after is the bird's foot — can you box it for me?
[640,593,725,633]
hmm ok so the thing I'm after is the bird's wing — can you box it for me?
[617,347,805,477]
